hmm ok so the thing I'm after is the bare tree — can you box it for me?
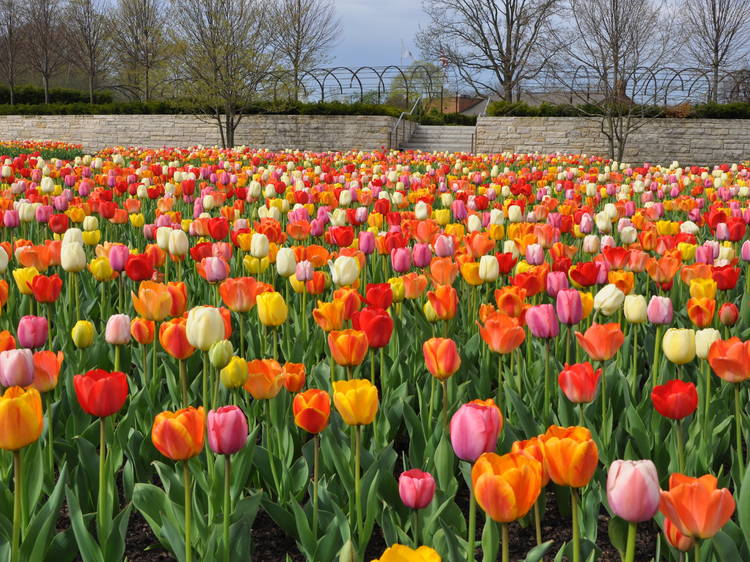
[26,0,67,103]
[109,0,167,100]
[553,0,676,160]
[681,0,750,102]
[417,0,559,102]
[169,0,275,147]
[0,0,22,104]
[68,0,110,103]
[269,0,340,100]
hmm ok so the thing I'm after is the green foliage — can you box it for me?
[0,85,113,104]
[487,99,750,119]
[418,110,477,126]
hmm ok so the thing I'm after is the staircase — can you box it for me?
[401,125,475,153]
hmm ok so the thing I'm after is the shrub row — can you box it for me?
[486,100,750,119]
[0,85,113,105]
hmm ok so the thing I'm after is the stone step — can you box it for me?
[400,124,477,152]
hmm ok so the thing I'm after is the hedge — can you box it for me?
[0,85,113,105]
[486,100,750,119]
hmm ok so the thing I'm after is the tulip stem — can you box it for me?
[46,394,54,477]
[501,523,509,562]
[571,488,581,562]
[630,326,638,397]
[380,346,385,389]
[152,337,158,392]
[652,325,662,389]
[183,461,192,562]
[354,426,363,548]
[625,522,637,562]
[412,509,420,547]
[223,455,231,562]
[239,313,245,358]
[313,434,320,538]
[736,384,745,481]
[578,404,584,427]
[533,499,542,546]
[301,287,308,342]
[703,361,711,447]
[73,272,80,322]
[97,417,107,542]
[496,354,504,412]
[11,450,21,562]
[142,345,148,387]
[441,380,449,429]
[544,341,551,424]
[370,349,375,384]
[675,420,686,473]
[467,481,476,562]
[179,359,188,407]
[272,327,278,361]
[114,345,120,373]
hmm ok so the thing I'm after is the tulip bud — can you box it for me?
[208,339,233,369]
[695,328,721,359]
[479,255,499,282]
[623,294,647,324]
[662,328,696,365]
[61,242,86,272]
[398,469,436,510]
[606,460,660,522]
[72,320,95,348]
[186,306,225,351]
[207,405,248,455]
[276,247,297,277]
[0,348,34,387]
[221,356,249,389]
[17,315,48,349]
[449,399,503,462]
[105,314,131,345]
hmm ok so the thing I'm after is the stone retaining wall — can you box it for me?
[475,116,750,164]
[0,114,401,153]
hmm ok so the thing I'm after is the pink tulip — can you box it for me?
[398,469,436,510]
[526,304,559,338]
[695,246,714,264]
[358,231,375,254]
[556,289,583,325]
[3,210,19,228]
[109,244,130,271]
[0,348,34,387]
[546,271,569,298]
[607,460,660,522]
[390,247,411,273]
[449,401,502,462]
[17,315,48,349]
[741,240,750,262]
[201,257,229,283]
[295,260,313,282]
[647,296,673,324]
[105,314,131,345]
[434,234,454,257]
[412,243,432,268]
[525,244,544,265]
[207,405,248,455]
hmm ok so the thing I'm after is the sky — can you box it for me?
[331,0,427,67]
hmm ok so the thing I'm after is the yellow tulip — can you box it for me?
[0,386,43,450]
[256,292,288,326]
[129,213,145,227]
[332,379,378,425]
[82,230,101,246]
[662,328,696,365]
[72,320,95,348]
[89,257,115,281]
[13,266,39,295]
[243,255,269,274]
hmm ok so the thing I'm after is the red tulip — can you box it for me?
[558,362,602,403]
[73,369,129,417]
[352,307,393,348]
[651,380,698,420]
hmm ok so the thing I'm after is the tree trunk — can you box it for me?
[503,80,514,103]
[89,73,94,104]
[9,80,13,106]
[712,64,719,103]
[144,67,150,101]
[42,74,49,104]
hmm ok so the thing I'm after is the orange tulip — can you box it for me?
[30,350,64,393]
[707,337,750,383]
[151,406,205,461]
[477,312,525,354]
[680,264,713,286]
[646,255,681,284]
[332,287,362,320]
[313,299,346,332]
[244,359,283,399]
[427,284,458,321]
[539,425,598,488]
[494,286,527,319]
[575,323,624,361]
[17,245,51,272]
[0,386,43,450]
[167,282,188,317]
[132,281,173,322]
[328,329,369,367]
[293,388,330,434]
[130,317,155,345]
[422,337,461,380]
[686,297,716,328]
[282,363,306,393]
[511,437,549,486]
[219,277,260,313]
[465,232,495,258]
[429,257,459,286]
[607,270,634,295]
[459,261,482,286]
[159,317,195,360]
[401,273,428,299]
[471,452,542,522]
[659,474,735,539]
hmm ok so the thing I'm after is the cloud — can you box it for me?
[331,0,426,66]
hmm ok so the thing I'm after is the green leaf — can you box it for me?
[522,541,554,562]
[481,519,499,562]
[607,517,628,559]
[64,486,104,562]
[713,530,742,561]
[22,463,69,562]
[102,505,132,562]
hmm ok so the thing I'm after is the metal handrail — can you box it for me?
[472,97,492,153]
[390,95,422,149]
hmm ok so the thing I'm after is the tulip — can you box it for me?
[60,242,86,272]
[168,229,189,257]
[207,405,248,455]
[30,350,64,393]
[664,518,695,552]
[244,359,283,399]
[607,460,660,522]
[313,299,346,332]
[479,255,499,282]
[73,369,128,418]
[329,255,359,286]
[371,545,441,562]
[593,283,624,316]
[427,284,458,321]
[659,474,735,539]
[105,314,131,345]
[293,388,331,434]
[399,469,435,510]
[647,295,673,324]
[219,277,259,313]
[422,337,461,381]
[718,302,739,326]
[186,306,225,351]
[651,380,699,420]
[526,304,559,338]
[539,425,598,488]
[575,323,624,361]
[71,320,95,348]
[449,399,503,462]
[556,289,583,325]
[558,362,602,406]
[332,379,378,426]
[30,273,62,303]
[663,328,696,365]
[13,266,39,295]
[89,257,115,281]
[152,406,206,460]
[0,386,43,450]
[220,356,248,389]
[208,339,233,369]
[686,297,715,328]
[256,291,288,327]
[623,294,647,324]
[17,315,47,349]
[132,281,173,322]
[130,317,155,345]
[250,233,269,258]
[695,328,720,359]
[352,307,393,350]
[328,329,369,368]
[276,247,297,277]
